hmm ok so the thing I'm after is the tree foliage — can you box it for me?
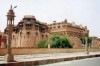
[80,37,92,46]
[87,37,92,47]
[37,35,72,48]
[87,37,92,44]
[50,35,72,48]
[37,39,48,48]
[80,37,86,45]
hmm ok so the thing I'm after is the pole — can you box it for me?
[5,25,14,62]
[85,37,89,54]
[5,5,17,62]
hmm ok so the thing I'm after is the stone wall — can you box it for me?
[0,32,7,48]
[92,37,100,48]
[0,48,100,56]
[69,37,82,48]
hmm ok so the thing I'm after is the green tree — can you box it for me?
[36,35,72,48]
[50,35,72,48]
[80,37,86,45]
[60,36,72,48]
[87,37,92,47]
[37,39,48,48]
[50,35,61,48]
[80,37,92,47]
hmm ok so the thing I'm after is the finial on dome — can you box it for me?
[10,5,12,10]
[64,19,67,22]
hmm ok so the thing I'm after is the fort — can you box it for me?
[0,15,100,48]
[0,6,100,49]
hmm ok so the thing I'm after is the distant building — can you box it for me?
[4,15,89,48]
[0,6,99,48]
[48,19,89,37]
[48,19,89,48]
[2,15,99,48]
[0,32,7,48]
[5,15,49,48]
[91,37,100,48]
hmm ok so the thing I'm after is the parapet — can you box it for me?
[24,15,35,19]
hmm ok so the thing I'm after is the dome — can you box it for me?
[24,15,35,19]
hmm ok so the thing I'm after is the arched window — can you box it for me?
[13,35,14,38]
[27,32,30,35]
[42,35,44,38]
[36,32,38,36]
[46,35,48,38]
[58,26,60,28]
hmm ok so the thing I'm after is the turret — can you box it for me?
[6,5,16,26]
[6,5,17,36]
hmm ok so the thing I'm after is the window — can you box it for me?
[20,32,22,36]
[27,32,30,35]
[58,26,60,28]
[42,35,44,38]
[78,35,81,37]
[27,32,30,38]
[46,35,48,38]
[36,32,38,36]
[50,27,52,29]
[13,35,14,38]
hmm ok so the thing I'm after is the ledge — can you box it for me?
[0,54,100,66]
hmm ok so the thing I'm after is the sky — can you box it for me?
[0,0,100,37]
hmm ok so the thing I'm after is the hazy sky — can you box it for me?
[0,0,100,37]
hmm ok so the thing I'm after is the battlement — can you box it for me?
[48,20,87,30]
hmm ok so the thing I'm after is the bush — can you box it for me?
[80,37,92,47]
[36,35,72,48]
[37,40,47,48]
[80,37,86,45]
[50,35,72,48]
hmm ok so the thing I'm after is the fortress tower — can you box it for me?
[12,15,49,48]
[6,5,15,36]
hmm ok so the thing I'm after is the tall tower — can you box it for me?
[5,5,16,62]
[6,5,15,36]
